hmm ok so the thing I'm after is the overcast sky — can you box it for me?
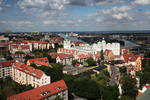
[0,0,150,32]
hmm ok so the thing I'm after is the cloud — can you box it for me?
[17,0,69,13]
[0,0,10,11]
[93,6,133,21]
[0,20,33,25]
[134,0,150,5]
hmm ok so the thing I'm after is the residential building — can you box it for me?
[104,49,115,62]
[0,60,15,78]
[27,57,50,67]
[9,44,30,54]
[7,80,68,100]
[12,62,51,88]
[56,53,74,65]
[123,53,142,72]
[9,53,34,62]
[0,35,9,56]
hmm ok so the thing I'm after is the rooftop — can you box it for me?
[7,80,67,100]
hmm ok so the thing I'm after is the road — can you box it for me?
[109,65,120,86]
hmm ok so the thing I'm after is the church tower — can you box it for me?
[63,34,71,49]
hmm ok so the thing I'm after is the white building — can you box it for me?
[63,35,120,55]
[12,61,51,88]
[0,61,15,78]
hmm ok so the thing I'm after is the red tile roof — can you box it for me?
[58,48,79,55]
[95,51,101,58]
[57,53,74,59]
[21,45,30,49]
[7,80,68,100]
[78,54,87,59]
[14,62,44,79]
[28,57,50,67]
[104,49,113,56]
[34,61,49,67]
[123,53,138,63]
[0,60,16,67]
[78,53,92,59]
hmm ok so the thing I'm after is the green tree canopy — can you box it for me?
[73,77,101,99]
[102,85,119,100]
[121,75,138,99]
[85,58,96,67]
[72,60,78,66]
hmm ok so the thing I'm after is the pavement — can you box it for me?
[109,65,120,86]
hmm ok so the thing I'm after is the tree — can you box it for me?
[111,60,116,65]
[24,55,34,64]
[73,77,101,99]
[54,96,63,100]
[97,59,101,65]
[85,58,96,67]
[101,50,104,60]
[118,96,134,100]
[121,75,138,99]
[72,60,78,66]
[102,85,119,100]
[6,56,13,61]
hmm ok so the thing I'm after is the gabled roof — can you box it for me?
[95,51,101,58]
[58,48,79,55]
[7,80,68,100]
[14,62,44,79]
[123,53,139,63]
[104,49,113,56]
[0,60,16,67]
[28,57,49,63]
[78,53,93,59]
[28,57,50,67]
[57,53,74,59]
[34,61,49,67]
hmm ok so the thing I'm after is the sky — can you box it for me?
[0,0,150,32]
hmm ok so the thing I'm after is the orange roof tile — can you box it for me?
[7,80,67,100]
[57,53,74,59]
[14,62,44,78]
[0,60,16,67]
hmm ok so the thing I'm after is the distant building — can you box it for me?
[104,49,115,62]
[0,60,15,78]
[57,34,120,65]
[7,80,68,100]
[0,35,9,56]
[27,57,50,67]
[10,44,30,54]
[12,62,51,88]
[56,53,74,65]
[9,53,34,62]
[123,53,142,72]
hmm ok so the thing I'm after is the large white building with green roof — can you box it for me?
[63,35,120,56]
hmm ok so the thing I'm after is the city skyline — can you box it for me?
[0,0,150,32]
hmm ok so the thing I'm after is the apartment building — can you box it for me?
[0,60,15,78]
[0,35,9,56]
[7,80,68,100]
[12,62,51,88]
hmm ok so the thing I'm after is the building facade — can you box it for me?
[0,35,9,56]
[12,62,51,88]
[0,61,15,78]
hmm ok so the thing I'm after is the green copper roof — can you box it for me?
[102,37,106,44]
